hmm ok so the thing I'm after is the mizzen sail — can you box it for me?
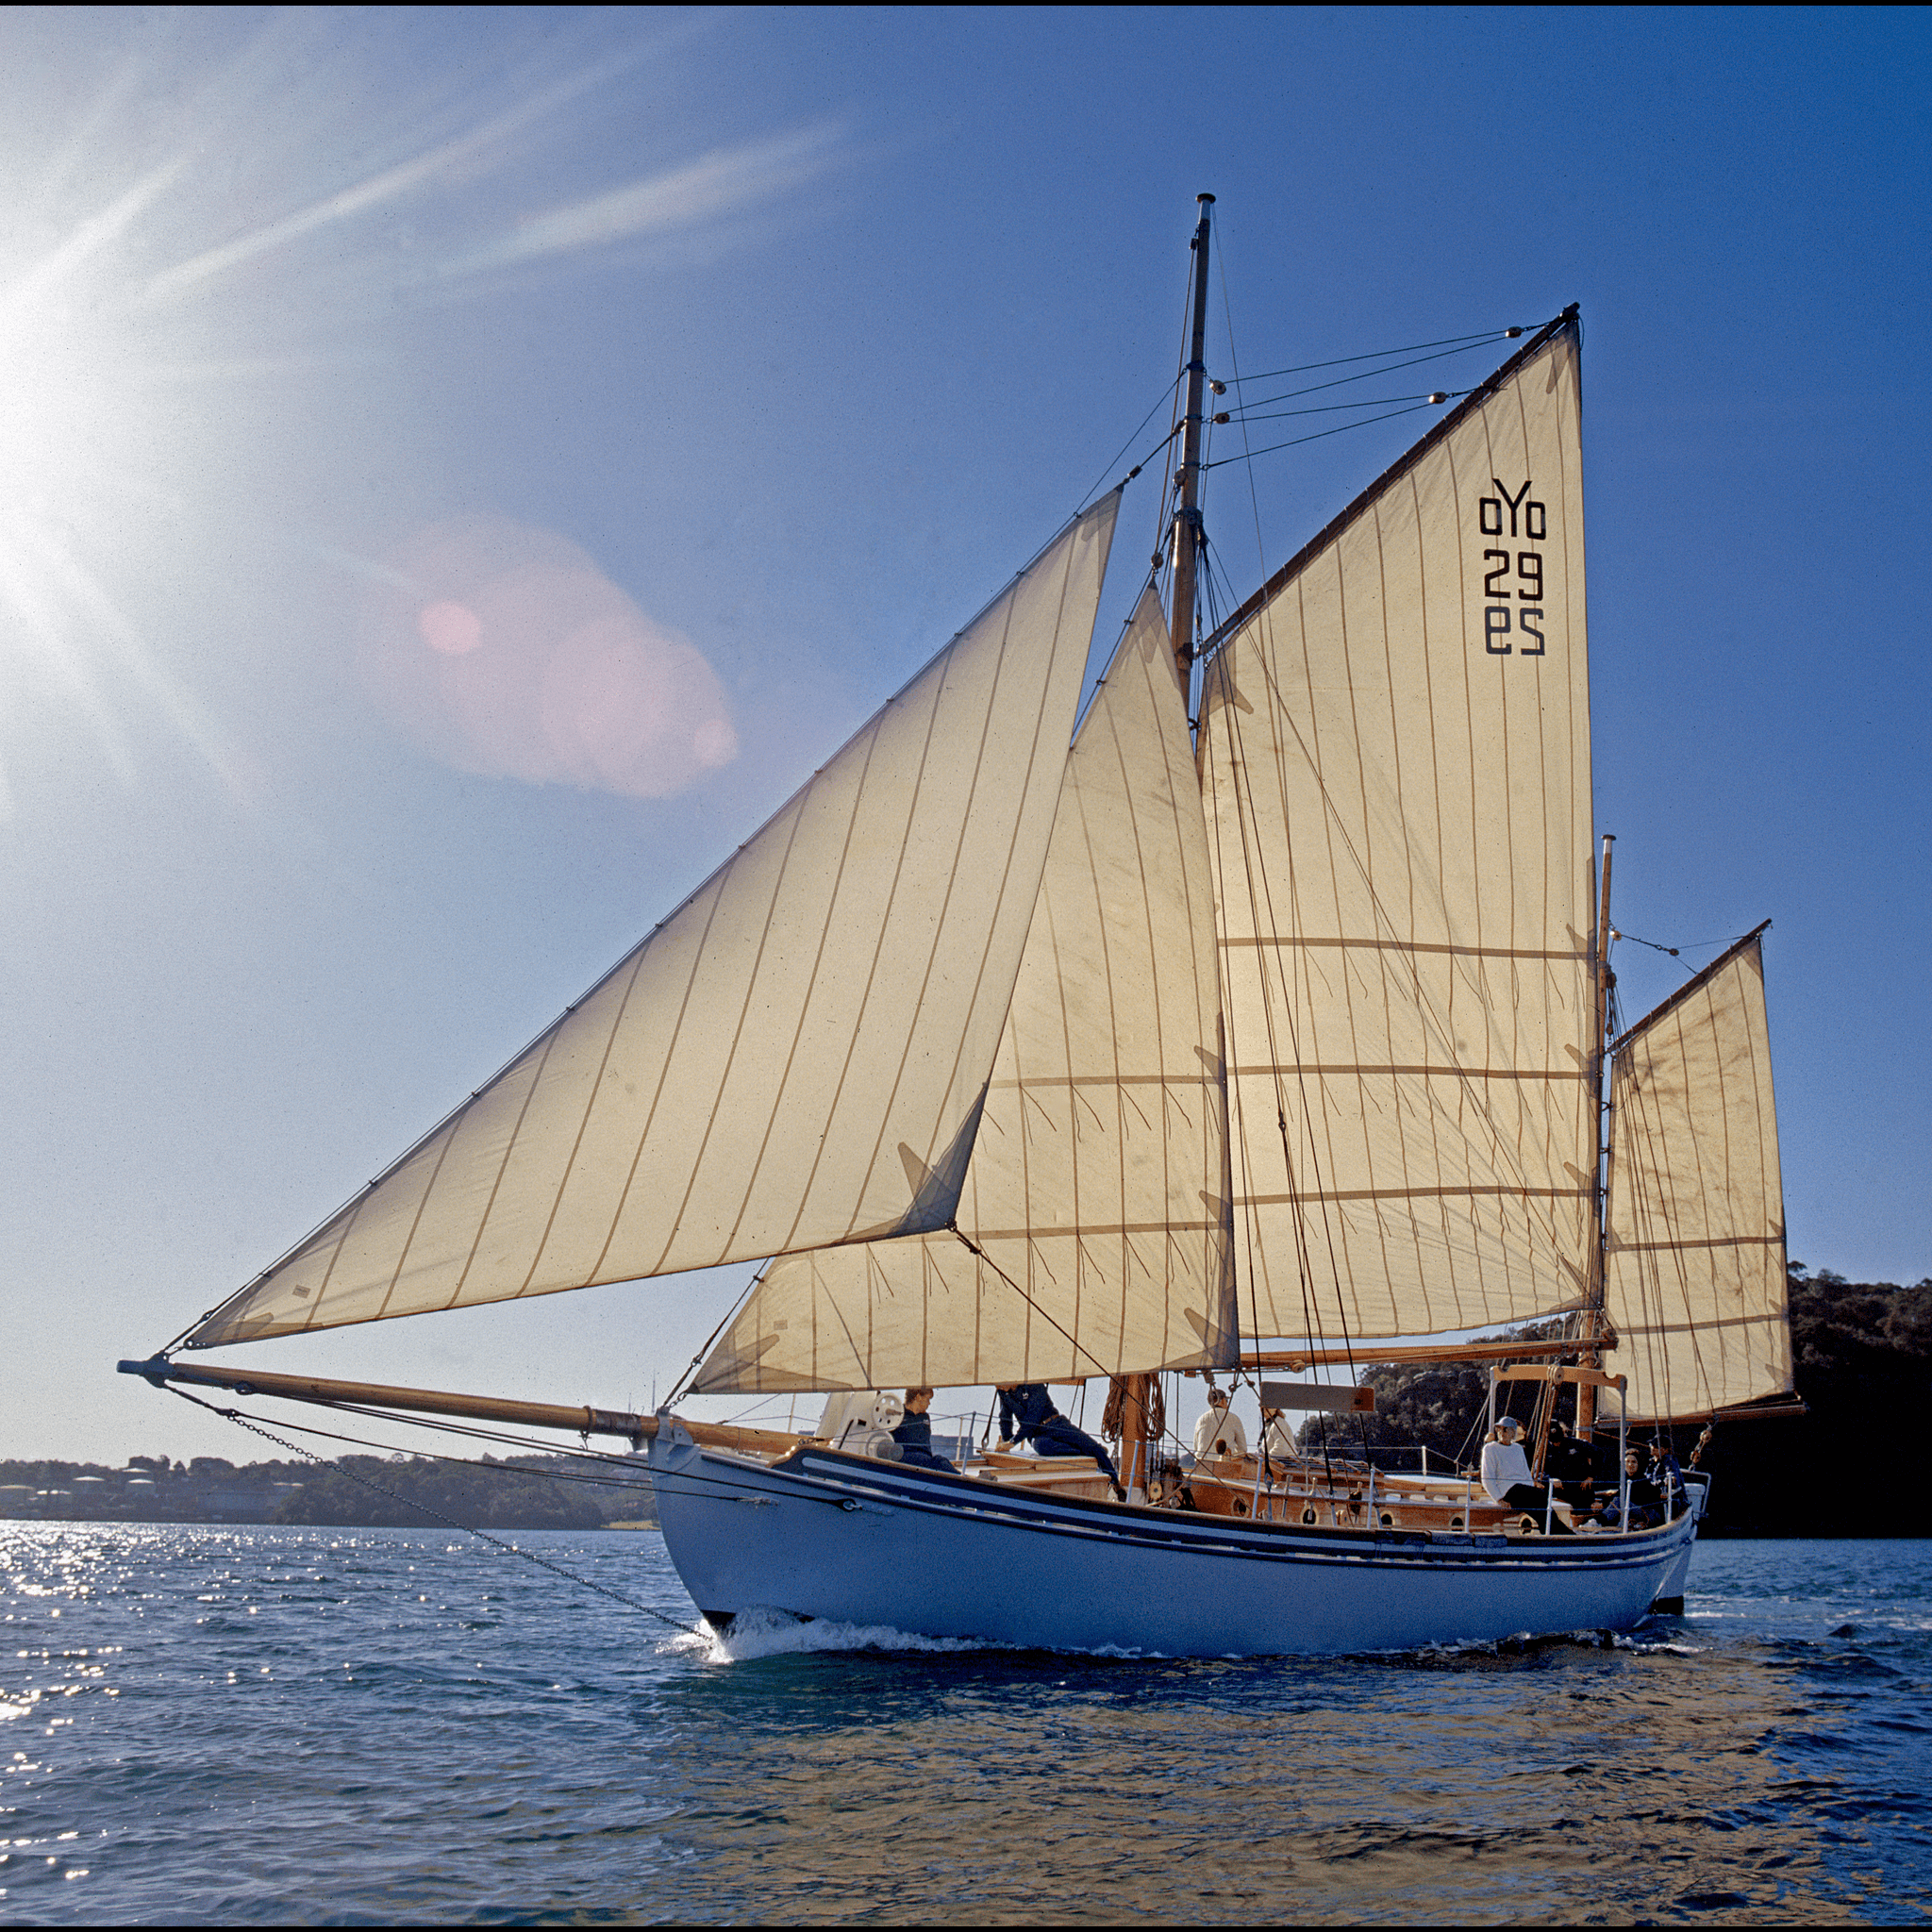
[1603,931,1790,1420]
[187,496,1119,1348]
[1197,317,1596,1343]
[693,586,1235,1391]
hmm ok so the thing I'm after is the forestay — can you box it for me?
[1604,932,1790,1420]
[694,587,1236,1391]
[186,497,1119,1348]
[1198,320,1596,1343]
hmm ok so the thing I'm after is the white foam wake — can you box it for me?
[699,1605,999,1662]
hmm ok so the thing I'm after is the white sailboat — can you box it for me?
[124,199,1793,1655]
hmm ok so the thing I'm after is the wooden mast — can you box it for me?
[1113,194,1217,1501]
[1575,833,1616,1440]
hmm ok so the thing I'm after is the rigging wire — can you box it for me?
[1230,325,1524,387]
[1221,388,1471,427]
[1224,339,1511,413]
[1213,230,1269,699]
[1074,375,1183,514]
[662,1262,769,1409]
[1613,927,1761,981]
[1204,399,1440,469]
[949,1224,1121,1388]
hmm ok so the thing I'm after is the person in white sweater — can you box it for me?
[1192,1387,1249,1460]
[1478,1415,1573,1531]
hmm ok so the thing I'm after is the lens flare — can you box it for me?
[363,515,737,799]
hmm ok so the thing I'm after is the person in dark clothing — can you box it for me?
[1544,1419,1596,1510]
[1647,1437,1688,1517]
[891,1388,955,1471]
[1594,1448,1664,1529]
[995,1382,1124,1495]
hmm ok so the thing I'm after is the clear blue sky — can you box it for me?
[2,7,1925,1462]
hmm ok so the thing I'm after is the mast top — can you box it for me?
[1169,198,1214,670]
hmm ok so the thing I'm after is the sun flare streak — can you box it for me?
[0,18,837,812]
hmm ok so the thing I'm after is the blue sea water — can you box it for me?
[0,1526,1925,1924]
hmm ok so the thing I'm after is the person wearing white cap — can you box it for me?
[1479,1415,1574,1531]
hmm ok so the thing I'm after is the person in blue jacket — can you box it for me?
[995,1383,1124,1497]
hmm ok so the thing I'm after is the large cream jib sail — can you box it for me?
[694,588,1236,1392]
[187,498,1119,1347]
[1604,932,1790,1420]
[1198,318,1596,1342]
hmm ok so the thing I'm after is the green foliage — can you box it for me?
[1695,1271,1932,1536]
[1298,1362,1491,1467]
[1299,1318,1569,1469]
[1295,1272,1931,1534]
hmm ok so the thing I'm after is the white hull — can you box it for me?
[650,1426,1697,1657]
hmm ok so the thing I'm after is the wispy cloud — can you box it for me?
[452,123,845,274]
[132,52,644,308]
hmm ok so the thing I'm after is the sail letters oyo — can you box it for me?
[1198,322,1595,1345]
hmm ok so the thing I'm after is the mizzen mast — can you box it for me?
[1576,832,1616,1439]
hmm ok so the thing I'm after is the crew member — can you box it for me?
[1647,1436,1688,1517]
[1479,1414,1574,1532]
[1192,1386,1249,1460]
[995,1383,1124,1496]
[891,1388,955,1471]
[1545,1418,1596,1510]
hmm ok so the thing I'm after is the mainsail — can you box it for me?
[1197,317,1597,1343]
[185,497,1119,1347]
[693,587,1236,1391]
[1603,931,1790,1420]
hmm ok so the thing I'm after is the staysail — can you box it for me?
[1197,315,1597,1343]
[1603,931,1790,1420]
[691,587,1236,1392]
[186,497,1119,1347]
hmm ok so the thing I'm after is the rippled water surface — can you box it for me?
[0,1525,1925,1923]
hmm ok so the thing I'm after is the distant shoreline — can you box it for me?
[0,1450,657,1533]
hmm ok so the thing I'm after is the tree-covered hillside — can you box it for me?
[1301,1268,1930,1537]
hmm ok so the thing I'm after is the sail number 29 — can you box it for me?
[1478,477,1544,656]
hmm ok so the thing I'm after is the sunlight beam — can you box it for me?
[134,49,643,309]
